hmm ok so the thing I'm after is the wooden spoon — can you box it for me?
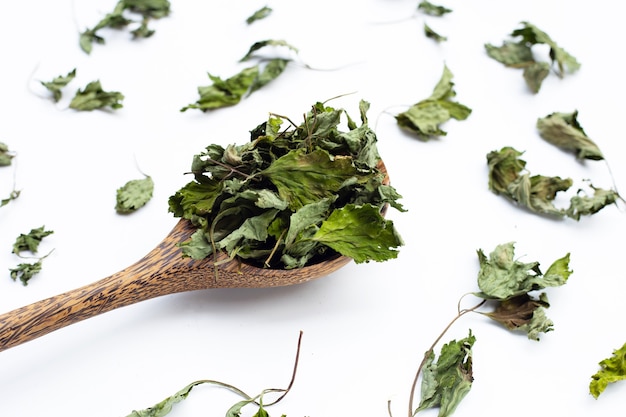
[0,161,389,352]
[0,219,352,352]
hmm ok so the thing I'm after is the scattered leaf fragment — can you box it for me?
[536,110,603,160]
[69,80,124,111]
[486,146,618,219]
[12,226,54,254]
[246,6,273,24]
[1,190,20,207]
[474,242,571,340]
[0,142,15,166]
[417,1,452,16]
[80,0,171,54]
[395,65,471,139]
[239,39,299,62]
[485,21,580,93]
[115,176,154,214]
[39,69,77,102]
[415,330,475,417]
[590,342,626,399]
[424,23,447,42]
[9,261,43,286]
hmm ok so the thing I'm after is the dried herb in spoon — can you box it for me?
[169,99,405,269]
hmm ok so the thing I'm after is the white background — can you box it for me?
[1,1,626,416]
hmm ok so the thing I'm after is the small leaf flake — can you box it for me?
[536,110,604,160]
[0,142,15,166]
[246,6,273,24]
[416,330,475,417]
[116,176,154,214]
[9,261,43,286]
[417,1,452,16]
[69,80,124,111]
[590,342,626,399]
[40,68,77,102]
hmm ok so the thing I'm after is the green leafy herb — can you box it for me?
[486,146,618,219]
[170,100,404,269]
[69,81,124,111]
[485,21,580,93]
[39,69,77,102]
[115,176,154,214]
[126,331,302,416]
[417,1,452,16]
[424,23,447,42]
[80,0,171,54]
[473,242,571,340]
[590,342,626,399]
[416,331,475,417]
[0,142,15,166]
[246,6,273,24]
[12,226,54,254]
[536,111,604,160]
[395,65,471,140]
[1,190,20,207]
[182,40,298,112]
[9,261,43,286]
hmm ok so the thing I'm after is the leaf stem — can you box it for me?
[406,299,485,417]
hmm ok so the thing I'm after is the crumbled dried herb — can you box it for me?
[486,146,618,219]
[181,40,298,112]
[424,23,447,42]
[246,6,273,24]
[485,21,580,93]
[9,226,55,286]
[69,80,124,111]
[395,65,471,139]
[169,100,404,269]
[115,176,154,214]
[0,142,14,166]
[590,342,626,399]
[536,111,604,160]
[80,0,171,54]
[417,1,452,16]
[39,69,76,102]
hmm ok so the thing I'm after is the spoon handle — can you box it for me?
[0,222,215,352]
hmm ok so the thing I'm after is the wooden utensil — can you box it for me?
[0,218,352,352]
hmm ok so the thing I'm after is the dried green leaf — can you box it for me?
[40,68,76,102]
[240,39,299,62]
[396,65,471,139]
[312,204,403,263]
[1,190,20,207]
[12,226,54,254]
[485,21,580,93]
[536,111,604,160]
[180,66,259,112]
[486,146,526,195]
[115,176,154,214]
[416,330,475,417]
[475,242,571,300]
[261,148,363,210]
[126,380,205,417]
[590,342,626,399]
[246,6,273,24]
[484,293,554,341]
[0,142,15,166]
[417,1,452,16]
[9,260,43,286]
[249,58,289,94]
[566,185,619,220]
[69,80,124,111]
[424,23,447,42]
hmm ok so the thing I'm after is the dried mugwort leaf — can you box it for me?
[417,1,452,16]
[246,6,273,24]
[474,242,571,340]
[69,81,124,111]
[9,261,43,286]
[424,23,447,42]
[395,65,471,139]
[536,110,604,160]
[485,21,580,93]
[0,142,15,166]
[1,190,20,207]
[415,330,475,417]
[590,342,626,399]
[39,68,76,102]
[116,176,154,214]
[12,226,54,254]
